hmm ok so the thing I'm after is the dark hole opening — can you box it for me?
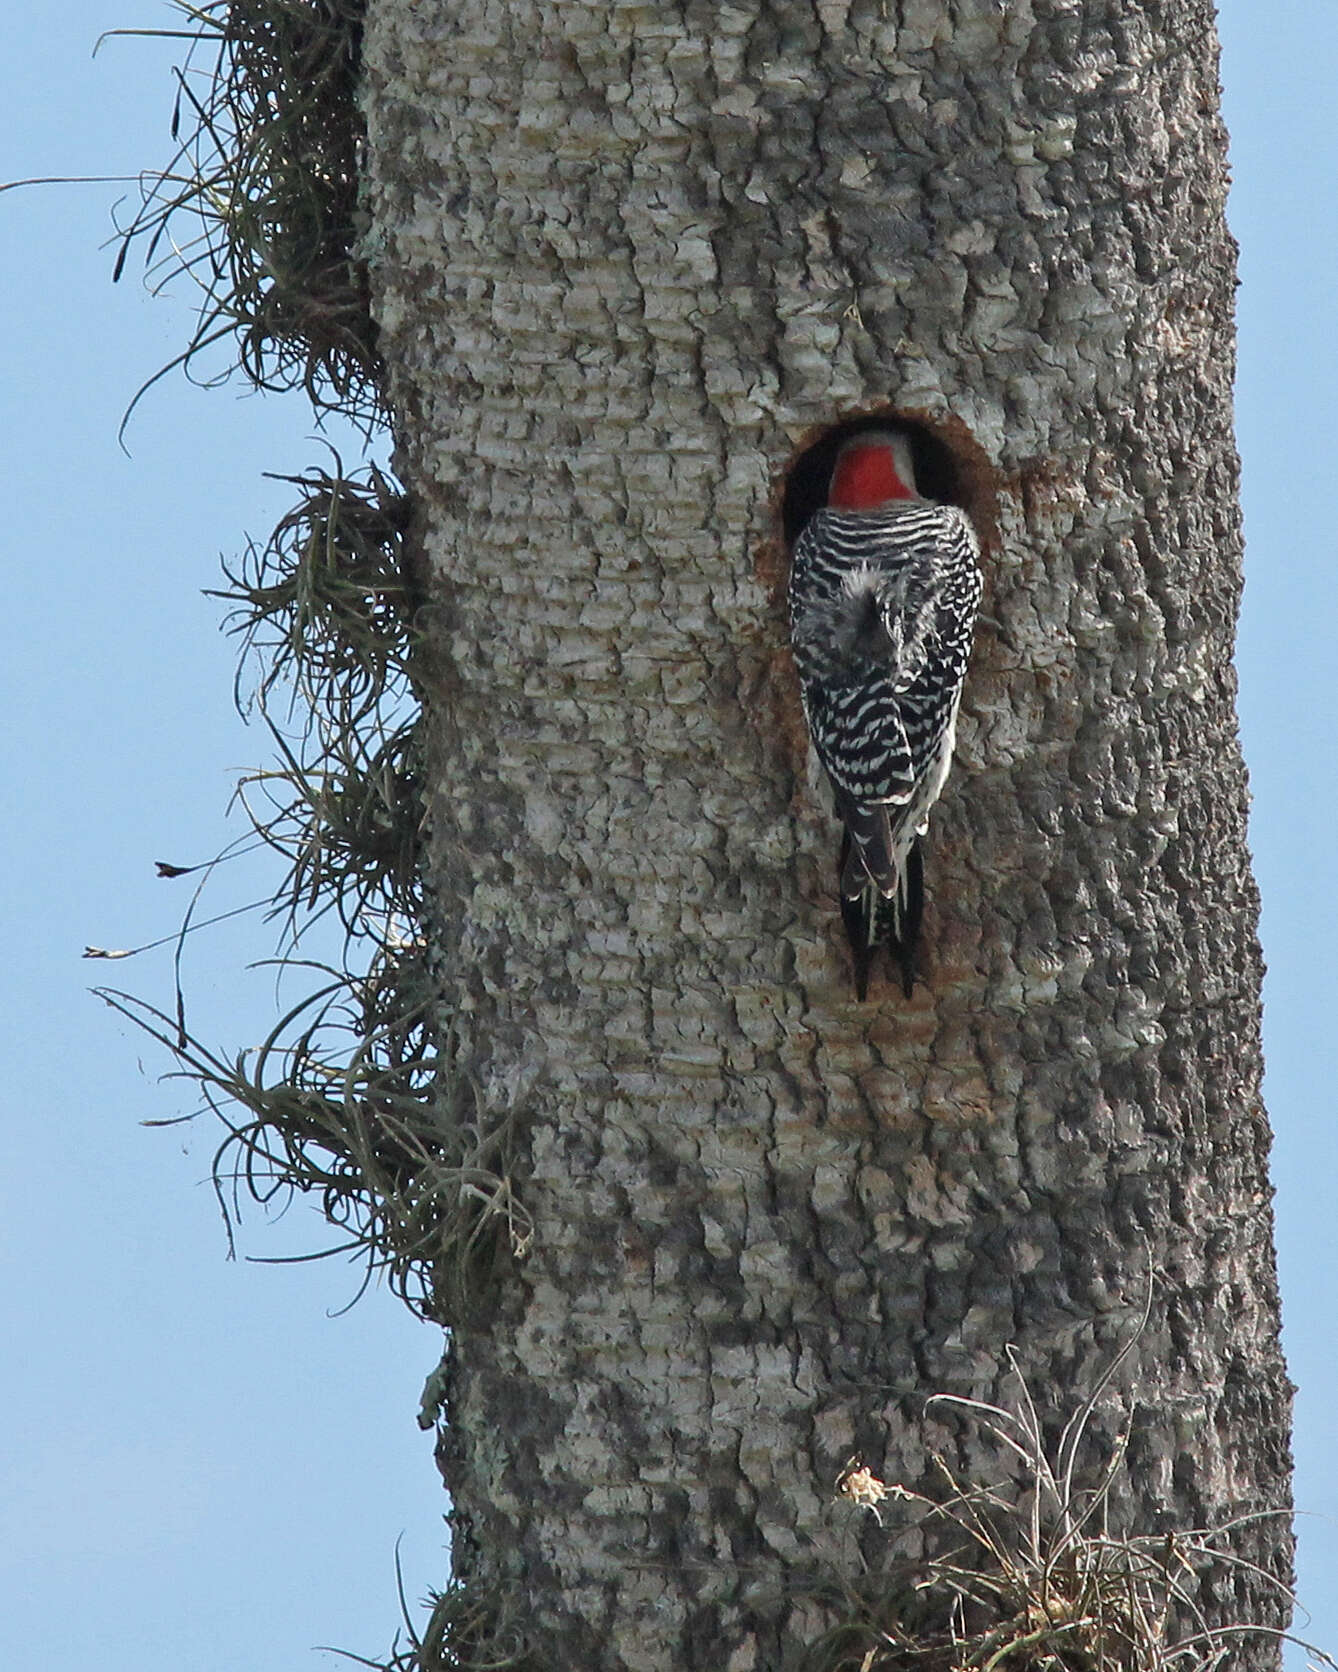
[780,413,969,548]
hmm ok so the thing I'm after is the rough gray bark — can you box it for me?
[361,1,1292,1666]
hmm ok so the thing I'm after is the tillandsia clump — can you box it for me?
[218,458,425,938]
[329,1579,534,1672]
[111,0,381,426]
[219,460,416,726]
[103,938,532,1322]
[96,452,536,1319]
[801,1346,1319,1672]
[91,5,540,1670]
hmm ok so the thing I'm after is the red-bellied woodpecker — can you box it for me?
[788,427,981,998]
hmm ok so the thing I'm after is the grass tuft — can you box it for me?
[91,3,526,1661]
[97,452,531,1323]
[110,0,381,429]
[214,456,414,728]
[220,456,424,941]
[100,941,531,1323]
[325,1578,532,1671]
[802,1342,1324,1672]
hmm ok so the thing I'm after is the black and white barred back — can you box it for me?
[788,500,982,996]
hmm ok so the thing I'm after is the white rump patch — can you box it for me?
[840,563,881,600]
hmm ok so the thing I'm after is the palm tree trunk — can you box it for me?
[360,0,1292,1664]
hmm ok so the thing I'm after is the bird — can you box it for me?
[787,426,982,998]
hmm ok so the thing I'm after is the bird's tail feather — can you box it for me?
[838,833,923,1000]
[835,795,897,896]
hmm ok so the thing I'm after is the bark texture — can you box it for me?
[360,1,1292,1665]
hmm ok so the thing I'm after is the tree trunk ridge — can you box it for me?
[360,0,1293,1664]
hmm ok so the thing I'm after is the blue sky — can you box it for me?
[2,3,1333,1668]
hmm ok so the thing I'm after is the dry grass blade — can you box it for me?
[207,456,427,947]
